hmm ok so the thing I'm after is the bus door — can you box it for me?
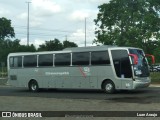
[110,49,133,89]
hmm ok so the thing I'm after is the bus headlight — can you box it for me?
[135,70,142,75]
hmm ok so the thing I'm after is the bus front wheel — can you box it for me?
[103,81,115,94]
[29,80,39,92]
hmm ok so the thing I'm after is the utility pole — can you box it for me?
[65,35,68,41]
[85,17,86,47]
[26,2,31,46]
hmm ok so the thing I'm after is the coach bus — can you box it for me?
[7,46,155,93]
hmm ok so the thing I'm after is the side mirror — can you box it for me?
[145,54,155,64]
[129,54,138,65]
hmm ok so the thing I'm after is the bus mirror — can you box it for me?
[145,54,155,64]
[129,54,138,65]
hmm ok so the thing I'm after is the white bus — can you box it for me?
[7,46,155,93]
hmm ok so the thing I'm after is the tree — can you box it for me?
[63,40,78,48]
[0,17,15,40]
[38,39,63,51]
[17,44,36,52]
[94,0,160,53]
[38,39,78,51]
[0,39,19,65]
[0,39,36,66]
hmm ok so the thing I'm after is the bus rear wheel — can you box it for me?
[103,81,115,94]
[29,80,39,92]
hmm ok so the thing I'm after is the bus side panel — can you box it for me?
[66,67,90,89]
[17,68,43,88]
[36,68,53,88]
[8,69,18,87]
[90,66,121,90]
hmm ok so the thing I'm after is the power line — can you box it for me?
[14,26,95,34]
[16,32,94,37]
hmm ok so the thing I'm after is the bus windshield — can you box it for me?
[129,49,149,77]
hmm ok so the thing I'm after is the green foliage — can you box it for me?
[38,39,63,51]
[0,38,78,66]
[0,39,36,66]
[0,17,15,40]
[38,39,78,51]
[17,44,36,52]
[63,40,78,48]
[94,0,160,54]
[150,72,160,84]
[153,46,160,63]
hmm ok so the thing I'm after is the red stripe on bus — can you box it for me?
[78,67,86,78]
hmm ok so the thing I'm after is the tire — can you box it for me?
[29,80,39,92]
[103,81,115,94]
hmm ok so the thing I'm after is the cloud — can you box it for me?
[17,12,27,20]
[20,38,27,45]
[17,0,63,27]
[0,8,10,17]
[69,9,97,21]
[30,17,43,27]
[34,39,45,48]
[69,29,96,47]
[17,12,43,27]
[72,29,85,37]
[70,10,89,21]
[20,37,45,48]
[31,0,62,17]
[87,0,110,4]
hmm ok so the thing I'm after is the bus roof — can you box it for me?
[63,45,116,52]
[8,45,140,57]
[8,50,72,56]
[63,45,139,52]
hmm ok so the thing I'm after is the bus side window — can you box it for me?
[9,56,22,68]
[23,55,37,67]
[72,52,89,65]
[10,57,14,68]
[55,53,71,66]
[91,51,110,65]
[38,54,53,67]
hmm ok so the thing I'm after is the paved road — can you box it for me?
[0,86,160,104]
[0,86,160,120]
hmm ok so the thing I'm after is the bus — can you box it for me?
[7,46,155,93]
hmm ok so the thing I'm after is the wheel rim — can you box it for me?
[105,83,113,91]
[31,83,37,91]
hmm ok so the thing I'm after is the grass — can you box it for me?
[0,67,7,77]
[150,72,160,84]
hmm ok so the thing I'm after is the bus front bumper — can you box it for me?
[133,79,151,89]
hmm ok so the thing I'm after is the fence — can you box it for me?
[0,66,7,78]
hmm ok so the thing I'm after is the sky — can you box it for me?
[0,0,110,48]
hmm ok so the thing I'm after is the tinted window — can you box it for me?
[129,49,149,77]
[111,50,132,78]
[55,53,70,66]
[10,56,22,68]
[23,55,37,67]
[91,51,110,65]
[72,52,89,65]
[39,54,53,66]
